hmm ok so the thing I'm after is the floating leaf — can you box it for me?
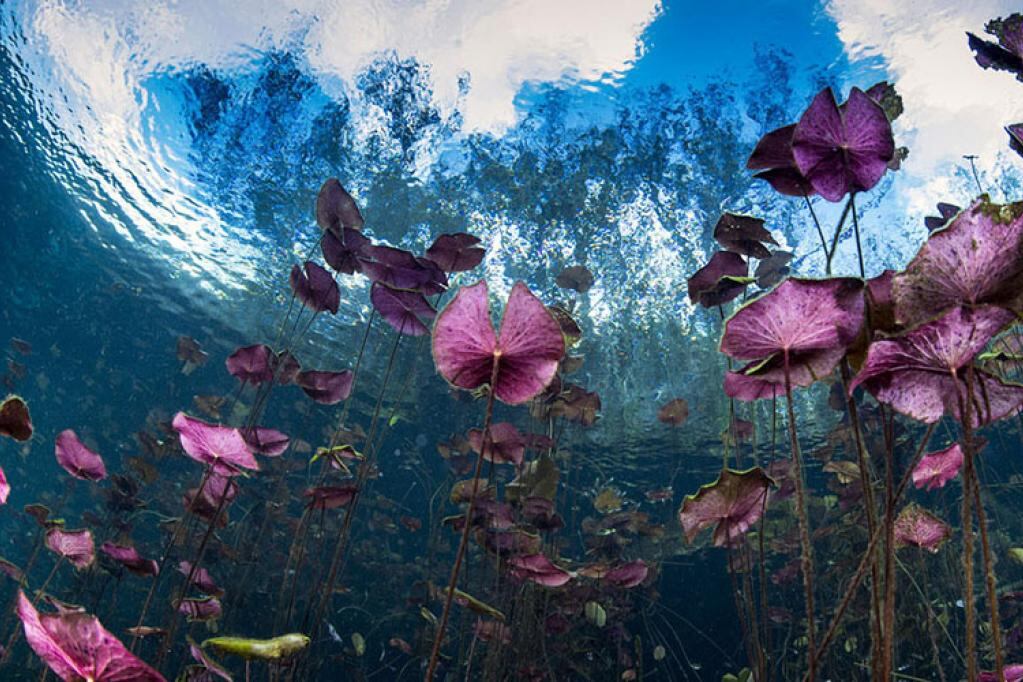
[912,443,964,492]
[239,427,290,457]
[507,553,573,587]
[172,413,259,475]
[0,395,32,441]
[679,468,773,547]
[321,226,369,276]
[792,87,894,202]
[100,543,158,578]
[54,430,107,482]
[370,283,436,337]
[893,503,951,553]
[687,251,750,308]
[225,345,274,385]
[425,233,485,273]
[290,261,340,315]
[746,124,815,197]
[657,398,689,426]
[296,370,354,405]
[968,14,1023,82]
[713,213,778,260]
[45,527,94,570]
[315,178,364,232]
[467,422,525,466]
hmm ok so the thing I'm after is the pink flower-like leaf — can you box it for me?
[849,306,1023,427]
[792,87,894,202]
[713,213,778,260]
[172,412,258,475]
[604,560,649,589]
[507,553,574,587]
[45,527,95,570]
[304,484,359,510]
[54,430,107,482]
[433,281,565,405]
[0,466,8,505]
[747,124,816,197]
[17,592,165,681]
[979,664,1023,682]
[322,226,369,275]
[315,178,364,233]
[239,427,290,457]
[679,468,773,547]
[358,244,438,292]
[178,561,223,597]
[893,197,1023,327]
[426,233,485,273]
[912,443,964,492]
[177,597,222,623]
[893,503,951,553]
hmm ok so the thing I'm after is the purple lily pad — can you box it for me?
[849,306,1023,427]
[296,369,354,405]
[426,233,485,273]
[555,265,595,293]
[177,597,221,623]
[315,178,364,233]
[507,553,573,587]
[754,251,793,289]
[894,197,1023,327]
[100,543,158,578]
[657,398,689,426]
[679,467,773,547]
[713,213,778,260]
[867,269,899,334]
[239,427,290,457]
[0,395,32,441]
[979,664,1023,682]
[604,560,649,589]
[747,124,816,196]
[792,87,895,202]
[304,484,359,510]
[370,283,437,336]
[322,226,370,275]
[687,251,751,308]
[226,344,274,385]
[0,466,8,505]
[467,422,526,466]
[893,503,951,553]
[358,244,436,292]
[54,430,107,482]
[290,261,340,315]
[432,281,565,405]
[184,474,237,524]
[272,350,302,385]
[415,256,449,295]
[17,591,165,681]
[968,14,1023,81]
[1008,124,1023,159]
[912,443,964,492]
[45,527,95,569]
[177,561,223,597]
[924,202,961,232]
[172,412,259,475]
[720,278,865,400]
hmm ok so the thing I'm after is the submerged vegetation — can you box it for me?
[2,9,1023,682]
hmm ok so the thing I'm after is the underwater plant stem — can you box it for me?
[782,352,816,680]
[850,193,865,279]
[964,155,984,195]
[802,194,830,272]
[881,407,896,681]
[964,365,1004,681]
[808,422,935,678]
[425,360,501,681]
[824,200,853,277]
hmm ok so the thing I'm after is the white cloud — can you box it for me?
[827,0,1023,174]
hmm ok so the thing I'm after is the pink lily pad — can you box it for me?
[849,306,1023,427]
[296,369,354,405]
[172,412,258,475]
[467,422,526,466]
[713,213,778,260]
[45,527,95,569]
[507,553,574,587]
[720,278,864,400]
[17,591,165,681]
[604,560,649,589]
[358,244,438,292]
[912,443,964,492]
[184,474,237,524]
[54,430,107,482]
[893,503,951,553]
[679,467,773,547]
[792,87,894,202]
[239,427,290,456]
[322,226,369,275]
[433,281,565,405]
[370,282,437,336]
[0,466,8,505]
[968,14,1023,81]
[99,543,158,578]
[747,123,815,197]
[177,596,222,623]
[178,561,223,597]
[304,484,359,510]
[893,197,1023,327]
[979,664,1023,682]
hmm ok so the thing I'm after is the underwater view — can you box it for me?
[4,0,1023,680]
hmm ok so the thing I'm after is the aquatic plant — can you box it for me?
[678,468,773,547]
[911,443,964,491]
[53,430,108,482]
